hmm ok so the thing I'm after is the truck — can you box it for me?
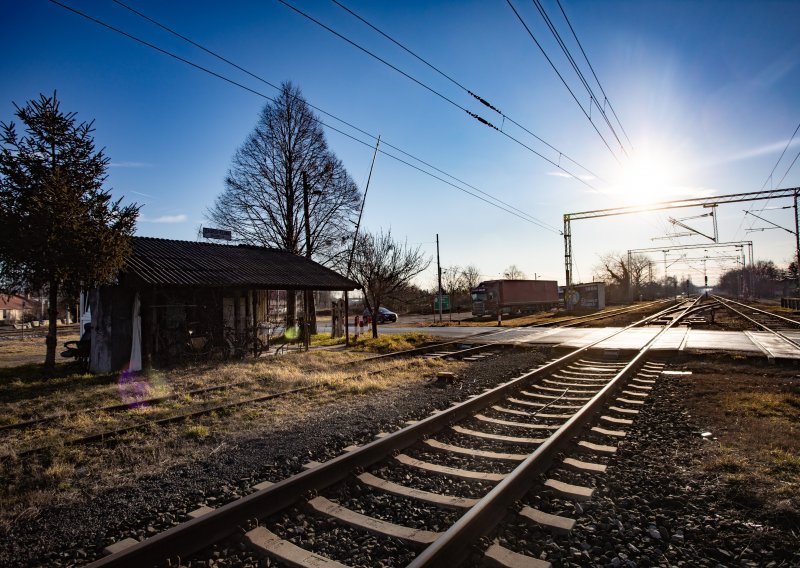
[470,279,558,317]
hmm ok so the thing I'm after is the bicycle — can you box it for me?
[223,326,265,359]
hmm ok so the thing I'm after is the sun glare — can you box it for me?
[612,146,682,206]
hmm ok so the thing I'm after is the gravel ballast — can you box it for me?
[4,348,797,567]
[480,354,800,567]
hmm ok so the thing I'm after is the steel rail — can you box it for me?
[712,295,800,328]
[347,330,511,364]
[524,298,673,328]
[2,342,499,435]
[408,295,702,567]
[88,301,687,567]
[712,295,800,351]
[7,344,497,456]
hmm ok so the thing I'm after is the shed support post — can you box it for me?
[345,291,349,347]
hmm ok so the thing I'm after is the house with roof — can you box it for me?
[0,294,41,326]
[86,237,359,373]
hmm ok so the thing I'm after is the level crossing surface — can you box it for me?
[375,325,800,359]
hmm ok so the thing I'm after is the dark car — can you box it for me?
[362,306,398,324]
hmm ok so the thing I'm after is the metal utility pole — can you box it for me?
[563,215,573,309]
[794,190,800,294]
[563,187,799,302]
[436,234,443,323]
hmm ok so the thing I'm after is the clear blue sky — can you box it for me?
[3,0,799,287]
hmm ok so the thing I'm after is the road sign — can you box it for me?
[434,294,450,311]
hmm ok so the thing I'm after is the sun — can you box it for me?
[611,145,682,206]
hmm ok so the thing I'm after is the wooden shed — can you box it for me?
[87,237,359,373]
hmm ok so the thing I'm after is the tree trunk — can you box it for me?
[45,282,59,368]
[371,315,378,339]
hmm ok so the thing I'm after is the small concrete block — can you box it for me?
[302,460,323,470]
[187,505,214,519]
[436,371,458,383]
[343,444,360,452]
[375,431,390,438]
[252,480,274,491]
[103,537,139,556]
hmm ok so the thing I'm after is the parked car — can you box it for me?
[362,306,398,324]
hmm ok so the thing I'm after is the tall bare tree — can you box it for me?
[0,93,139,368]
[593,252,653,300]
[350,229,430,338]
[503,264,526,279]
[461,264,482,289]
[207,82,360,328]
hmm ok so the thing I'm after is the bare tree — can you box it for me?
[461,264,482,289]
[503,264,526,280]
[350,229,430,338]
[207,82,360,329]
[441,266,466,294]
[593,252,653,301]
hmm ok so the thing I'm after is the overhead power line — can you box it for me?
[275,0,601,190]
[47,0,561,234]
[505,0,623,165]
[554,0,633,150]
[330,0,605,184]
[760,121,800,191]
[739,120,800,236]
[529,0,629,157]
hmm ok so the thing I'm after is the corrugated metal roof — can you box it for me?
[125,237,359,291]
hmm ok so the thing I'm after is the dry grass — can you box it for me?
[0,332,80,368]
[0,344,465,528]
[349,332,436,353]
[679,356,800,522]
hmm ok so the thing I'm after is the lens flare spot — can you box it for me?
[118,366,169,408]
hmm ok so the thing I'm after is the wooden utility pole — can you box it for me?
[302,171,312,348]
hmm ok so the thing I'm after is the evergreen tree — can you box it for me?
[0,93,139,368]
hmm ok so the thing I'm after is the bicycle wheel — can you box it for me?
[252,337,265,358]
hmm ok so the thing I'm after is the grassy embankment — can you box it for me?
[0,331,458,529]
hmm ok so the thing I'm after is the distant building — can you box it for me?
[0,294,40,325]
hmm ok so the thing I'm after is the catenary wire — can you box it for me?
[46,0,561,234]
[505,0,622,165]
[760,121,800,191]
[109,0,562,232]
[738,120,800,237]
[555,0,633,150]
[530,0,628,157]
[775,147,800,189]
[276,0,601,190]
[330,0,605,184]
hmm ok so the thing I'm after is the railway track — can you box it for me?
[88,298,699,567]
[523,298,674,328]
[1,341,504,458]
[711,295,800,352]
